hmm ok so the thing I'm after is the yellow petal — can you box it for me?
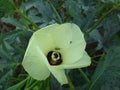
[39,23,72,48]
[49,67,68,85]
[33,32,55,55]
[59,23,86,64]
[54,51,91,69]
[71,23,86,45]
[60,41,85,64]
[22,37,50,80]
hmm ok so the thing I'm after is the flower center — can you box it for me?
[47,51,62,65]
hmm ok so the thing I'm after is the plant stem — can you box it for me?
[85,5,116,34]
[65,72,75,90]
[12,0,39,30]
[78,69,90,83]
[16,9,39,29]
[48,0,62,23]
[25,81,39,90]
[7,76,31,90]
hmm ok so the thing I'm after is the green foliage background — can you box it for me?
[0,0,120,90]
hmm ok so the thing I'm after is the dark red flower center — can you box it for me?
[47,51,62,65]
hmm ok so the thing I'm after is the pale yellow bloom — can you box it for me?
[22,23,91,85]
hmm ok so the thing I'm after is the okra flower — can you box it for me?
[22,23,91,85]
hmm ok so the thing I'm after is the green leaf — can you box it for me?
[0,69,14,89]
[102,13,120,49]
[0,0,16,17]
[101,0,120,4]
[7,77,28,90]
[103,14,120,40]
[89,29,103,49]
[1,17,26,29]
[23,0,56,24]
[64,0,98,31]
[88,46,120,90]
[4,30,26,42]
